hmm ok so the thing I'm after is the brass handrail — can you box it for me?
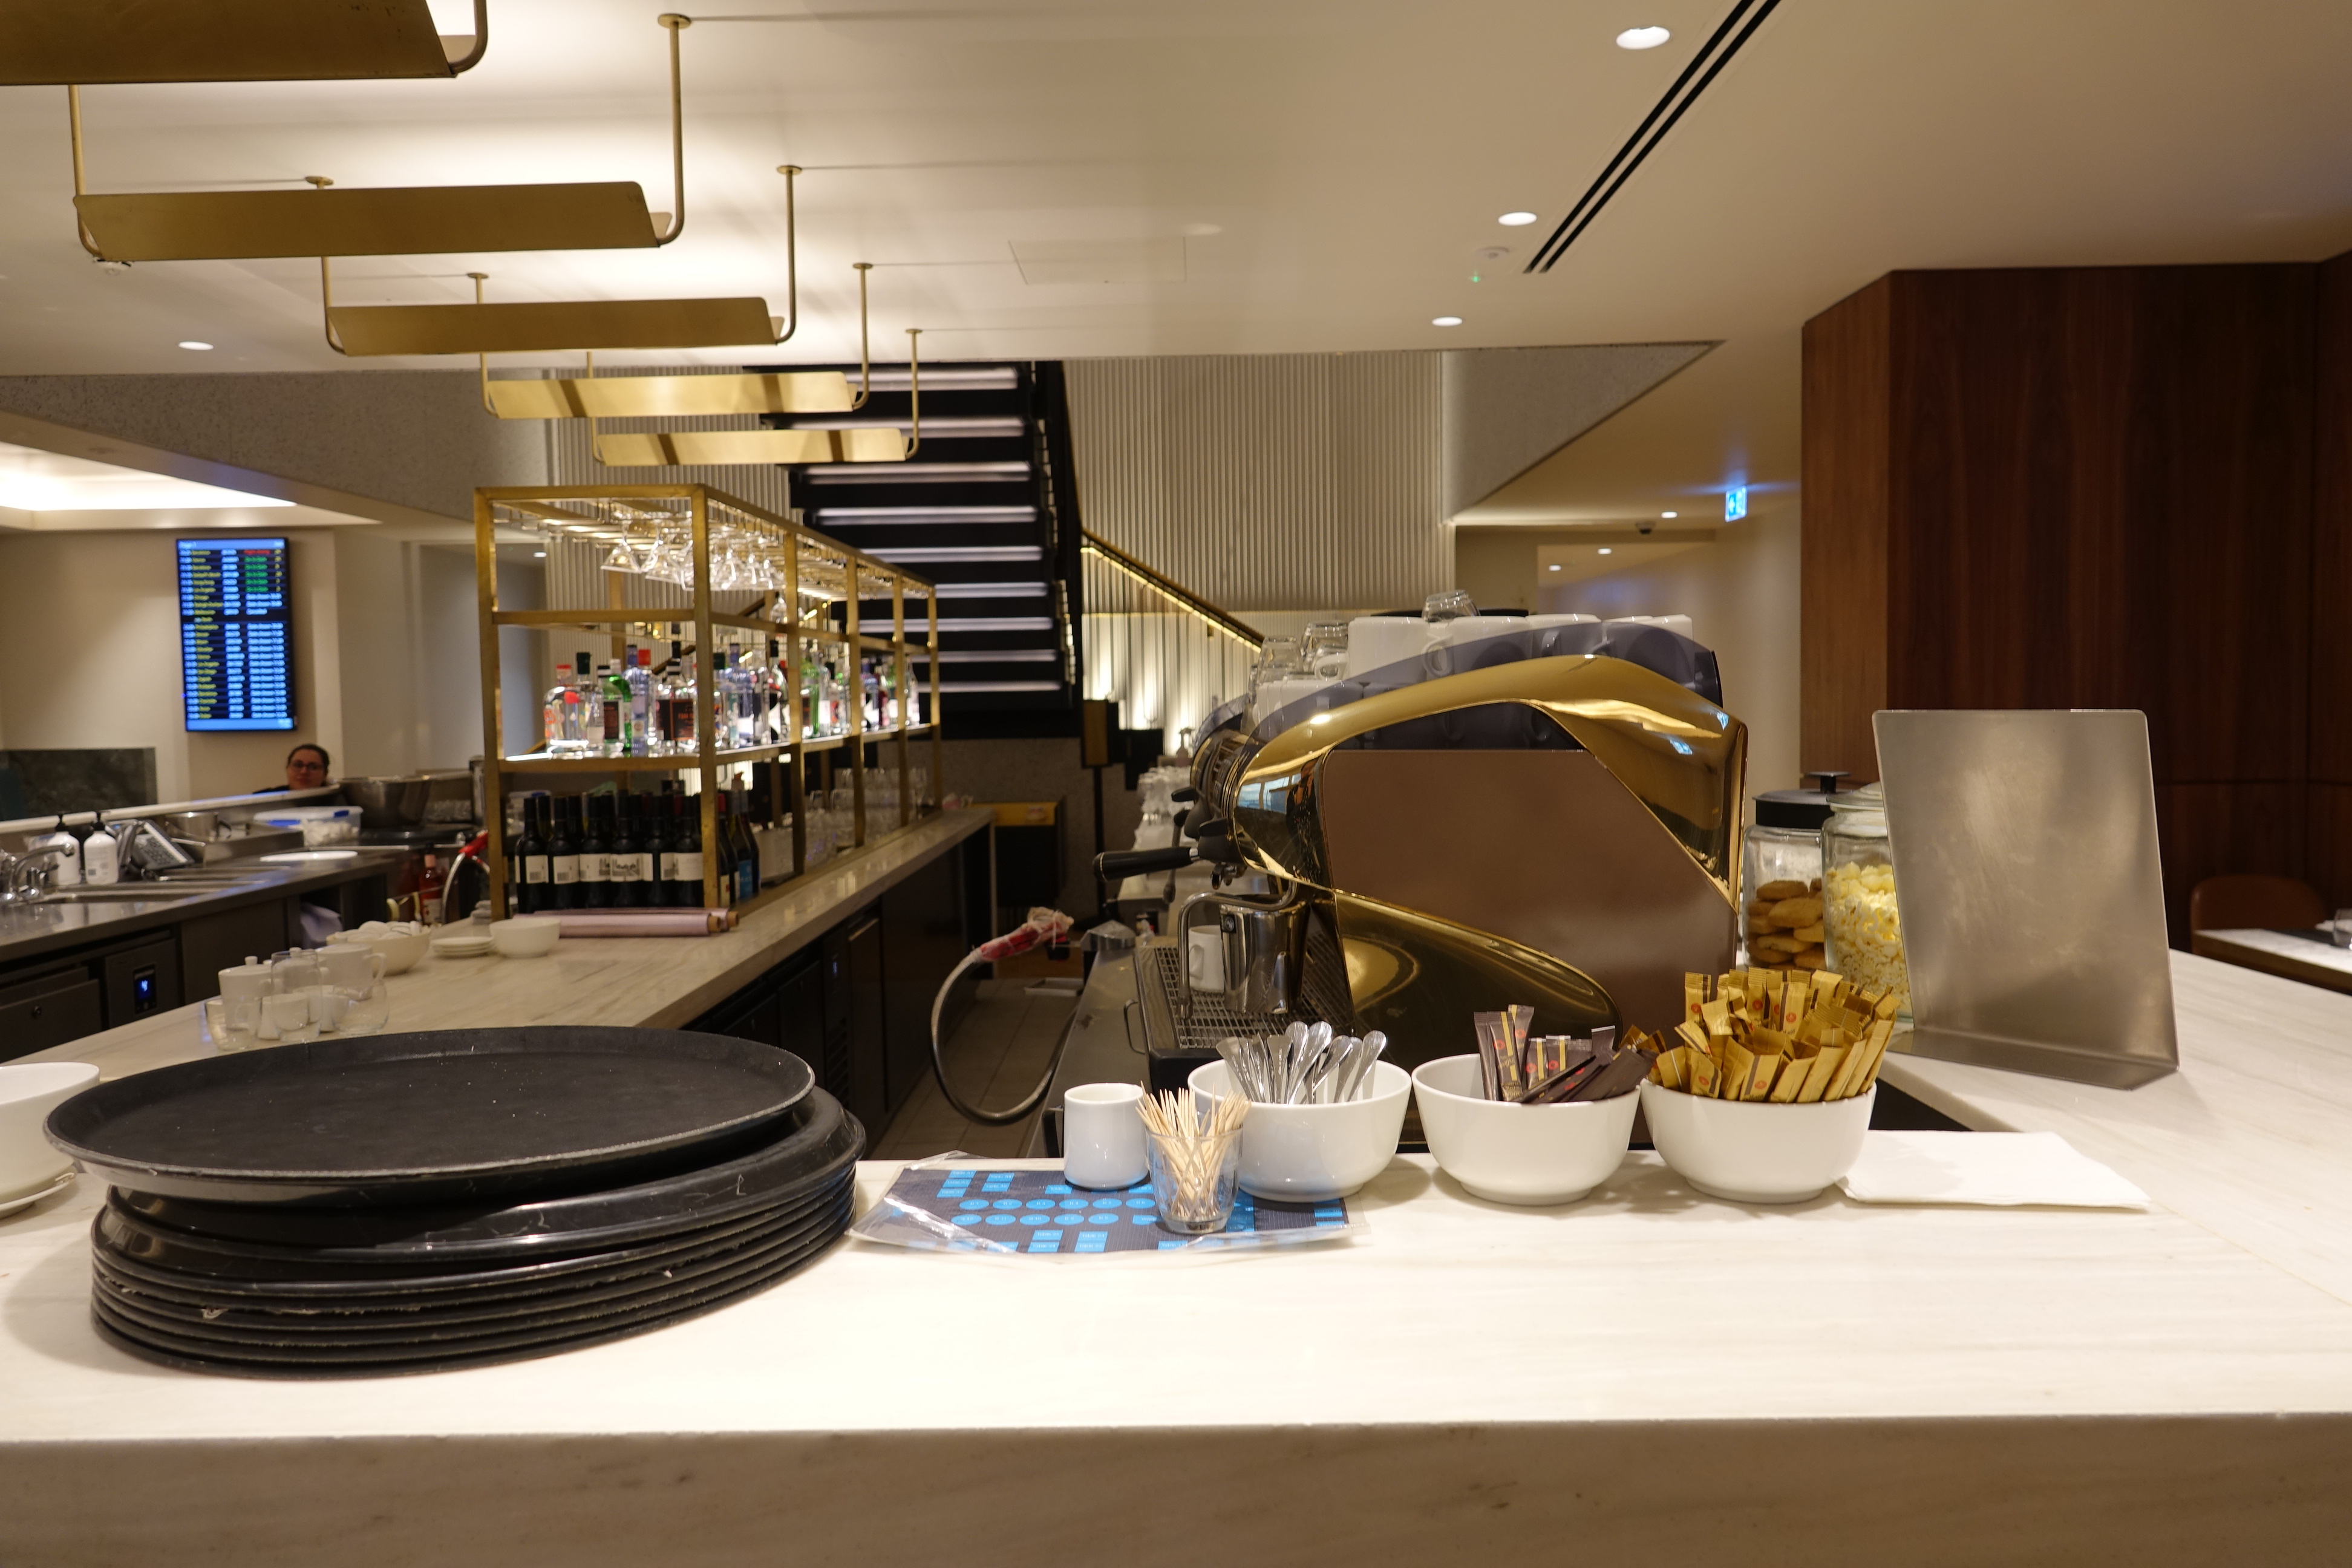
[1080,530,1263,647]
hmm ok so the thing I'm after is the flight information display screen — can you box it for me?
[178,537,293,731]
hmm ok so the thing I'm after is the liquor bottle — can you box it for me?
[658,640,696,753]
[710,650,734,751]
[516,795,552,913]
[627,645,653,756]
[541,662,573,754]
[666,789,705,908]
[710,790,737,907]
[732,786,760,900]
[729,788,753,898]
[418,852,447,926]
[578,794,611,909]
[599,661,630,757]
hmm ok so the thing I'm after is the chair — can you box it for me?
[2188,874,2327,934]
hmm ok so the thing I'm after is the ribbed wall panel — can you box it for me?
[1064,354,1446,614]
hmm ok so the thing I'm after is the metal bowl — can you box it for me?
[341,777,430,829]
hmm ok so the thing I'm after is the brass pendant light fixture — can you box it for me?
[67,12,689,263]
[4,0,489,85]
[589,327,922,468]
[322,160,806,359]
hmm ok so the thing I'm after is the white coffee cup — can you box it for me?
[1062,1082,1148,1191]
[1185,927,1227,993]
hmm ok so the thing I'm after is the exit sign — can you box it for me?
[1725,486,1749,521]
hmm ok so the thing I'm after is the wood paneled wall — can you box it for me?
[2312,252,2352,914]
[1803,262,2341,944]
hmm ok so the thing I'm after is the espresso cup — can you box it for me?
[1062,1082,1148,1190]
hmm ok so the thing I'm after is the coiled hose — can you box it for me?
[928,907,1076,1125]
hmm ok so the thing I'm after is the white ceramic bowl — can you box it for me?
[1413,1054,1637,1206]
[1187,1059,1410,1202]
[339,927,428,975]
[2,1062,99,1196]
[489,916,564,958]
[1640,1080,1875,1204]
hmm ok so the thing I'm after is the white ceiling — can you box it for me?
[1,0,2349,522]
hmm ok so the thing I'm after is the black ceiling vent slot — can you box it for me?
[1525,0,1783,273]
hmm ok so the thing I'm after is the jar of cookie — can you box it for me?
[1743,785,1835,975]
[1821,783,1910,1018]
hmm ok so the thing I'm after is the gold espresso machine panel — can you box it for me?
[1207,655,1745,1066]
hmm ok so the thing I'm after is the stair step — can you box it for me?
[783,416,1024,439]
[939,680,1063,694]
[814,506,1037,527]
[911,649,1060,664]
[857,367,1019,391]
[861,545,1042,564]
[935,616,1055,632]
[806,462,1031,485]
[932,582,1048,599]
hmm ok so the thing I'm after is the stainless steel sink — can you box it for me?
[22,885,203,903]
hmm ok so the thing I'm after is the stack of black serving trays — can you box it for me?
[44,1028,861,1377]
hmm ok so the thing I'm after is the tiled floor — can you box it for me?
[868,979,1082,1158]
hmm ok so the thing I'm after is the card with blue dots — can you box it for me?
[849,1166,1357,1255]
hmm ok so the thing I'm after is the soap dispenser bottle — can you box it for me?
[81,812,120,886]
[28,815,80,887]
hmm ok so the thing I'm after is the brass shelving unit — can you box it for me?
[474,482,942,916]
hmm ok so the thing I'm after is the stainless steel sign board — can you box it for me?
[1875,710,2179,1089]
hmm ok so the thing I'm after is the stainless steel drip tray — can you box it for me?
[1132,927,1355,1093]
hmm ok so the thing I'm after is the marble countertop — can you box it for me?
[6,918,2352,1563]
[1882,949,2352,1307]
[14,809,991,1085]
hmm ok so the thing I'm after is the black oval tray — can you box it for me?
[110,1091,858,1265]
[47,1027,815,1207]
[94,1191,852,1346]
[92,1158,857,1299]
[91,1203,851,1378]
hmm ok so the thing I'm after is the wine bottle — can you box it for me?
[644,787,674,907]
[667,789,705,908]
[579,794,611,909]
[607,792,642,909]
[549,794,581,909]
[517,795,552,914]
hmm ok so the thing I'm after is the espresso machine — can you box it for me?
[1097,615,1746,1091]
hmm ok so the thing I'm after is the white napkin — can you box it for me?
[1838,1131,2150,1209]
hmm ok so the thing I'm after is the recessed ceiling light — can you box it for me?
[177,340,214,351]
[1548,563,1562,572]
[1597,547,1613,556]
[1660,510,1677,518]
[1432,316,1463,327]
[1616,25,1671,49]
[1498,211,1538,227]
[533,550,547,558]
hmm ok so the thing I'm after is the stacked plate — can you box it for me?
[46,1028,862,1377]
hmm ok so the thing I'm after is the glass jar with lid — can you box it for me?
[1821,782,1909,1016]
[1742,780,1839,974]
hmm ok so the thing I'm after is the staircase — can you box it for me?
[760,360,1083,735]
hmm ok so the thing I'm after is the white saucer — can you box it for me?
[430,936,494,958]
[0,1169,74,1218]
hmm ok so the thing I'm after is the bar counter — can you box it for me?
[3,932,2351,1563]
[13,808,992,1084]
